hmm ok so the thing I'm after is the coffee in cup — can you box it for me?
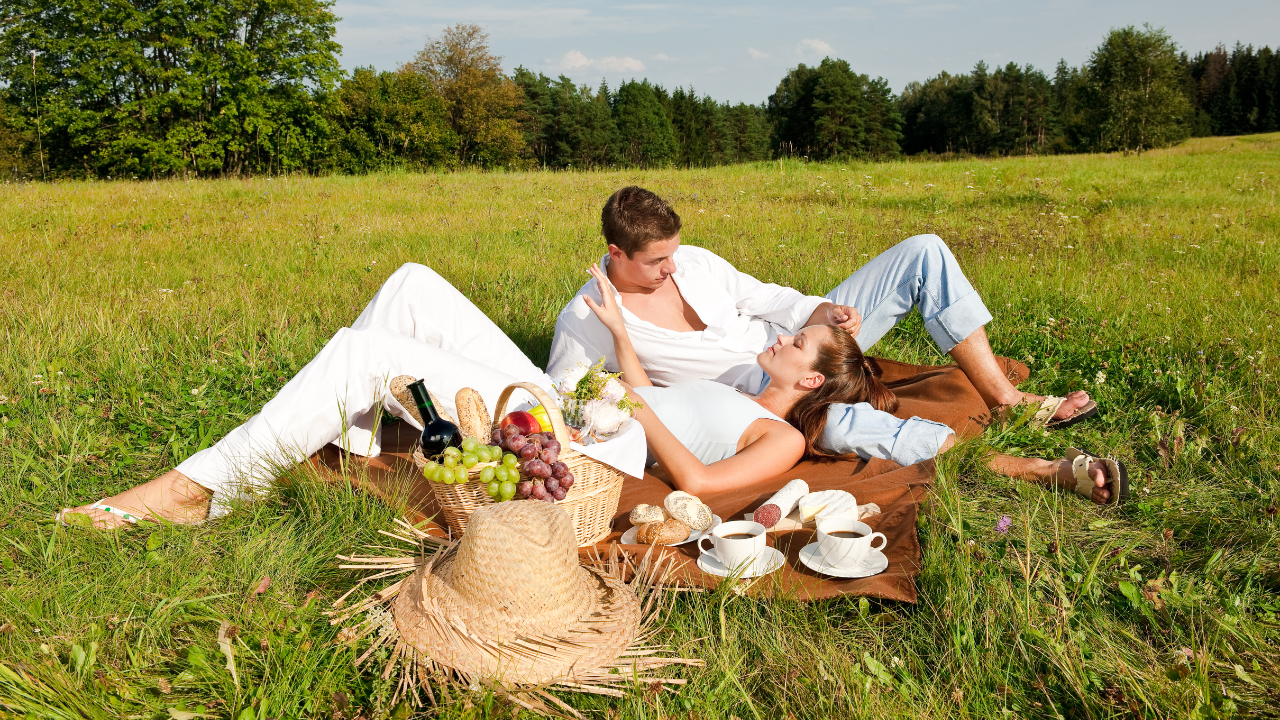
[814,518,886,568]
[698,520,766,573]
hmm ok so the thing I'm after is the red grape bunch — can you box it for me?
[491,425,575,503]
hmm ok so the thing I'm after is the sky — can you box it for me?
[332,1,1278,104]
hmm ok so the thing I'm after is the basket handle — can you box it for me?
[491,382,570,445]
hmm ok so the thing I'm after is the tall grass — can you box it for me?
[1,134,1278,718]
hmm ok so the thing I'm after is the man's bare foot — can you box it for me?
[995,389,1092,423]
[1032,390,1091,422]
[1056,457,1113,504]
[58,470,213,529]
[990,455,1114,504]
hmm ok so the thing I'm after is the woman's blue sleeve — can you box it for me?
[821,403,955,466]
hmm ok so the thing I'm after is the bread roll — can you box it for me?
[636,518,691,545]
[629,504,667,525]
[664,491,713,531]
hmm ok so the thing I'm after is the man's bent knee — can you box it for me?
[893,233,948,257]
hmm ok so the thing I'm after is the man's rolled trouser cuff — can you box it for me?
[924,290,993,353]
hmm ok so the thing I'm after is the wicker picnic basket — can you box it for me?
[411,382,625,546]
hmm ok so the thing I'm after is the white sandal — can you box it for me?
[56,501,143,527]
[1034,396,1099,430]
[1066,447,1128,505]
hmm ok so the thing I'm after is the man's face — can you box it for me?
[606,234,680,291]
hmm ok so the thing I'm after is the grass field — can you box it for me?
[1,133,1279,719]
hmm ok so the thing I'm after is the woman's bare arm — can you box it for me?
[582,263,653,387]
[631,395,805,495]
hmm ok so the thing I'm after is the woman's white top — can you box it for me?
[634,380,786,465]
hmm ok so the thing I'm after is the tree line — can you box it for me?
[0,2,1274,180]
[899,26,1280,156]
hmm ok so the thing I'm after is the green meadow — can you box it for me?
[1,133,1278,718]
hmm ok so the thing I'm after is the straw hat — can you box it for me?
[392,500,642,685]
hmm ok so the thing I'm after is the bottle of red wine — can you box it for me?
[406,380,461,456]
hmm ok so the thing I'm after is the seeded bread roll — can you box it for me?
[636,518,690,545]
[629,504,667,526]
[664,491,713,531]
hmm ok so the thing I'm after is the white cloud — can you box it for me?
[747,47,769,59]
[555,50,645,73]
[798,38,833,55]
[653,53,672,61]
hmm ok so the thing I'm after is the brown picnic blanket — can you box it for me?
[312,356,1028,604]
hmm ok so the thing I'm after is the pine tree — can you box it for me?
[512,67,554,167]
[570,80,616,168]
[611,80,677,167]
[767,64,821,157]
[771,58,901,160]
[724,103,771,161]
[669,87,730,166]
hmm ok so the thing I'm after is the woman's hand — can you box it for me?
[582,263,653,387]
[583,263,627,337]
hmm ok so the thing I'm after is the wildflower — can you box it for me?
[995,515,1013,535]
[586,399,631,435]
[601,377,626,404]
[1094,371,1106,385]
[556,364,591,396]
[0,395,7,404]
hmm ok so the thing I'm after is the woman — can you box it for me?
[581,263,1126,504]
[60,264,1121,529]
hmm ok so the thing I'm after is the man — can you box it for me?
[549,186,1094,466]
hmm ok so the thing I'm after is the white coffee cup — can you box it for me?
[698,520,767,573]
[814,518,886,568]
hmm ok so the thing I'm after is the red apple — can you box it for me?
[500,410,541,436]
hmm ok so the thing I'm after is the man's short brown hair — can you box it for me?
[601,186,682,257]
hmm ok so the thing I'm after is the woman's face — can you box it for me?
[757,325,829,389]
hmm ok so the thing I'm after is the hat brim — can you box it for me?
[393,548,643,686]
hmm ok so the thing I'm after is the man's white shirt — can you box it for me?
[548,245,827,391]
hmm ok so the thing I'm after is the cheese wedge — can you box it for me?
[815,495,858,523]
[797,490,853,523]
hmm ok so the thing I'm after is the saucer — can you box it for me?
[697,545,785,579]
[620,515,723,546]
[798,543,889,579]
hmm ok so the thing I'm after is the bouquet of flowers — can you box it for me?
[556,359,643,441]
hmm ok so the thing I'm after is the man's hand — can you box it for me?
[807,302,862,337]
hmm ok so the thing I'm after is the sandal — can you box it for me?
[1035,396,1099,430]
[1066,447,1128,505]
[56,501,143,528]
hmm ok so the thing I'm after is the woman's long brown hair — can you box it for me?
[784,326,899,460]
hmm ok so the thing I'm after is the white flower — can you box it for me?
[586,399,631,435]
[601,377,626,403]
[556,364,590,396]
[1095,371,1106,385]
